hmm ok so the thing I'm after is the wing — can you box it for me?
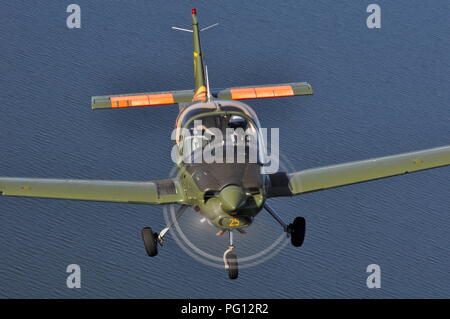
[0,177,183,205]
[267,146,450,196]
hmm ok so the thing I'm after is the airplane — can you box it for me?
[1,9,449,280]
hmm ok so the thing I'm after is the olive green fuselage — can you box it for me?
[174,100,267,230]
[177,163,265,229]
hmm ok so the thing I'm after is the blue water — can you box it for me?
[0,0,449,298]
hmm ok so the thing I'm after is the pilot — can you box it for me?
[225,115,252,155]
[227,115,248,129]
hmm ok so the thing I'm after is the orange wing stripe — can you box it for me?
[230,85,294,100]
[230,88,257,99]
[111,94,175,108]
[255,87,276,98]
[149,93,175,105]
[272,85,294,97]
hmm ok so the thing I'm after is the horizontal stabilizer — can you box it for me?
[91,82,313,110]
[214,82,313,100]
[92,90,194,109]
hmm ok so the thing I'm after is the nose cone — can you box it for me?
[219,185,246,212]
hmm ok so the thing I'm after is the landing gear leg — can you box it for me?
[263,203,289,232]
[223,230,238,280]
[157,204,188,245]
[141,205,188,257]
[263,203,306,247]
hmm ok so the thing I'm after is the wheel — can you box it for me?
[226,253,238,280]
[290,217,306,247]
[141,227,158,257]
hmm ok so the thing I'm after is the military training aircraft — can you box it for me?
[1,9,449,279]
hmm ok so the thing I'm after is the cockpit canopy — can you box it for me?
[174,100,266,164]
[173,100,267,194]
[175,100,262,143]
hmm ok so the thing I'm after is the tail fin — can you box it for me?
[191,8,207,102]
[91,10,314,110]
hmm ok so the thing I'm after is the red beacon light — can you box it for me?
[192,8,197,15]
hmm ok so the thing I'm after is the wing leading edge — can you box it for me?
[0,178,183,205]
[268,146,450,196]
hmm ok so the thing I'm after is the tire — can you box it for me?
[290,217,306,247]
[226,253,238,280]
[141,227,158,257]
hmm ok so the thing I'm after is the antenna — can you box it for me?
[171,23,218,33]
[205,65,212,102]
[171,26,193,32]
[200,23,219,32]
